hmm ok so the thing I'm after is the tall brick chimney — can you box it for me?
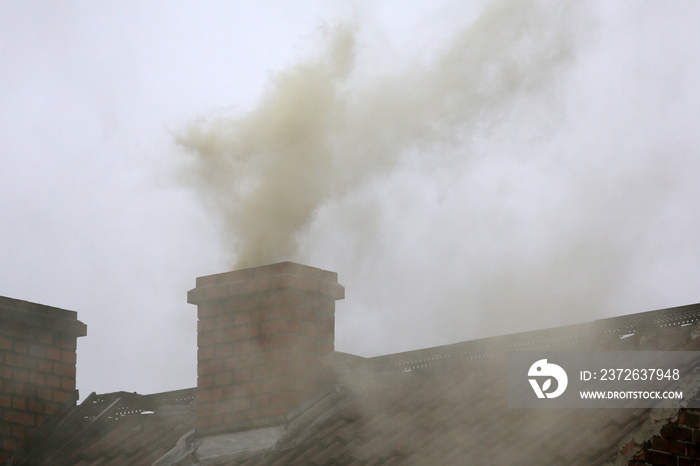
[187,262,344,436]
[0,296,87,463]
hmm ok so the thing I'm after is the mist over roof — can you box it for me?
[1,0,699,399]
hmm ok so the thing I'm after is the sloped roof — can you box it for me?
[8,389,196,466]
[9,303,700,465]
[220,303,700,465]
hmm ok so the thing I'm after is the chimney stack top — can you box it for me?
[189,261,344,436]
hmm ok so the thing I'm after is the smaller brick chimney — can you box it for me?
[0,296,87,463]
[187,262,344,436]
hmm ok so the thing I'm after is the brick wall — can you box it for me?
[629,407,700,465]
[188,262,344,436]
[0,297,86,464]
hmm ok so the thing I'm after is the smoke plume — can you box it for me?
[176,0,578,269]
[177,0,700,350]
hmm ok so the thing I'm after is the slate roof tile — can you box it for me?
[9,303,700,465]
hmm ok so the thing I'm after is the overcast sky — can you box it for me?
[2,1,699,399]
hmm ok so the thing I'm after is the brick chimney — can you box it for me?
[0,296,87,463]
[187,262,344,436]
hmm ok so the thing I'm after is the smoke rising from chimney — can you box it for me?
[176,0,578,269]
[176,0,700,350]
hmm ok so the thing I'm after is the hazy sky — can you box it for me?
[2,0,699,399]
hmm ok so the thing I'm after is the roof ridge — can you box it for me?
[369,303,700,372]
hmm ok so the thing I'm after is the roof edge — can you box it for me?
[0,296,87,337]
[370,302,700,371]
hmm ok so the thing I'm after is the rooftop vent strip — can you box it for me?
[375,304,700,372]
[380,332,595,371]
[77,390,197,422]
[598,304,700,336]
